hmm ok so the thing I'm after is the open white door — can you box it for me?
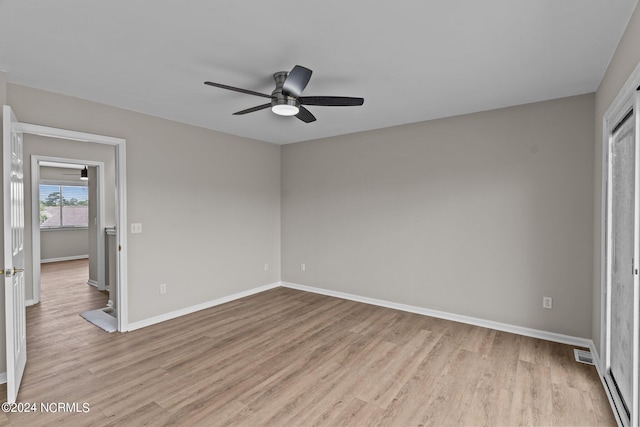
[3,105,27,404]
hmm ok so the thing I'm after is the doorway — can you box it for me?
[28,155,107,305]
[14,122,128,331]
[4,108,129,402]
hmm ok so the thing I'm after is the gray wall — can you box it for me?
[40,230,88,261]
[6,83,282,326]
[39,166,89,262]
[282,94,595,338]
[593,5,640,356]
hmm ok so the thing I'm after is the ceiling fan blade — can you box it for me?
[204,81,272,99]
[299,96,364,106]
[233,103,272,115]
[282,65,312,97]
[295,106,316,123]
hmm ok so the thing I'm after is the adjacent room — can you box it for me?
[35,161,118,332]
[0,1,639,425]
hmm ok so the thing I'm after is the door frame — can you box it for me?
[14,122,128,331]
[601,61,640,427]
[30,156,107,303]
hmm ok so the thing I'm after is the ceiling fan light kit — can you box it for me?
[272,104,299,116]
[204,65,364,123]
[271,96,300,116]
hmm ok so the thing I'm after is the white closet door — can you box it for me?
[610,109,635,419]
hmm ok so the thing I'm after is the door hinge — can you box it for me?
[118,245,122,252]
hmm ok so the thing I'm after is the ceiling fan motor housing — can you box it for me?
[271,71,300,110]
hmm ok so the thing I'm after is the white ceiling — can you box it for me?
[0,1,637,144]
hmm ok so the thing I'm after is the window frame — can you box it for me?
[38,179,89,231]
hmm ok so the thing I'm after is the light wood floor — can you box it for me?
[0,260,616,426]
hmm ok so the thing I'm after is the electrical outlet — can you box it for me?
[543,297,552,309]
[301,263,306,271]
[131,223,143,234]
[264,263,269,271]
[160,284,166,294]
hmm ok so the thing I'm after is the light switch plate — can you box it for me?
[131,223,143,234]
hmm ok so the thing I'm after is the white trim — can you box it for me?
[87,279,98,288]
[115,143,127,332]
[603,61,640,132]
[600,60,640,427]
[591,344,625,427]
[39,161,85,169]
[14,123,123,146]
[96,163,106,291]
[20,124,128,332]
[281,281,593,348]
[40,227,89,232]
[24,300,35,307]
[634,83,640,427]
[31,156,106,302]
[40,255,89,264]
[40,179,88,187]
[31,156,41,304]
[127,282,281,331]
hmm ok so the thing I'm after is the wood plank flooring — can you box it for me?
[0,260,616,426]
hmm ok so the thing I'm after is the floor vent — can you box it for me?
[574,349,594,365]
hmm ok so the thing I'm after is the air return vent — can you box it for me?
[574,349,594,365]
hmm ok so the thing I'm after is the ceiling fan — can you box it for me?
[204,65,364,123]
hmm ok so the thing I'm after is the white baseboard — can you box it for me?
[87,279,98,288]
[590,344,625,427]
[127,278,591,352]
[25,299,36,307]
[40,255,88,264]
[0,372,7,385]
[281,281,594,349]
[127,282,281,331]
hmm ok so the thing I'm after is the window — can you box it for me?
[39,183,89,229]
